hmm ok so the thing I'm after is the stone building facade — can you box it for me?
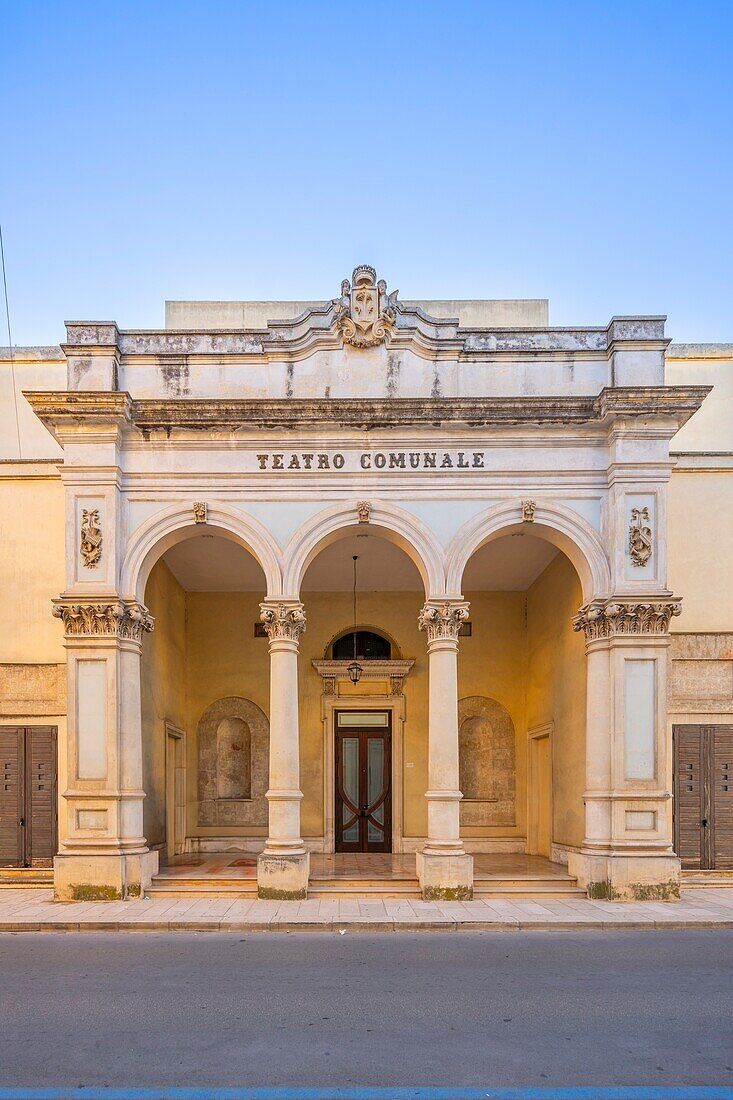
[1,266,731,901]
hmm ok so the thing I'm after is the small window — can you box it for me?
[332,630,391,660]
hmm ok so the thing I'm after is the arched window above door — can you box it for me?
[331,630,392,661]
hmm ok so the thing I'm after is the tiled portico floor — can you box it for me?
[1,886,733,931]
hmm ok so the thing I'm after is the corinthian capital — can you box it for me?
[259,601,307,642]
[52,599,154,642]
[572,598,681,642]
[418,600,470,643]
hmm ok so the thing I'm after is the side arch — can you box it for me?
[120,502,283,603]
[282,499,446,599]
[445,499,611,604]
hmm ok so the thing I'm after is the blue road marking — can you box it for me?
[0,1088,732,1100]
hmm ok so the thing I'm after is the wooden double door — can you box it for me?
[0,726,57,868]
[335,711,392,852]
[674,725,733,870]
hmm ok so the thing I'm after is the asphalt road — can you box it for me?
[0,931,731,1090]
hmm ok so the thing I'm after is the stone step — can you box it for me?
[474,875,577,888]
[474,883,586,898]
[147,883,258,898]
[309,883,421,898]
[0,870,53,887]
[683,876,733,888]
[151,875,257,888]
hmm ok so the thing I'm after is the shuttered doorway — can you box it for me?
[674,724,733,870]
[0,726,57,868]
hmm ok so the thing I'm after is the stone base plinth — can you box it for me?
[568,849,681,902]
[257,849,310,899]
[416,849,474,900]
[53,849,159,901]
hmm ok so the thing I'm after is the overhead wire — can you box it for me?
[0,223,22,459]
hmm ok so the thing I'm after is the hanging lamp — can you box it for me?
[347,554,363,685]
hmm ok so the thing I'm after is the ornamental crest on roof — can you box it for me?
[334,265,399,348]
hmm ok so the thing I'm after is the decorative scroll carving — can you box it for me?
[629,506,652,567]
[323,675,337,696]
[521,500,536,522]
[390,674,404,695]
[418,601,470,643]
[259,601,307,642]
[572,600,681,642]
[334,265,398,348]
[52,600,154,641]
[193,501,207,524]
[80,508,102,569]
[357,500,372,524]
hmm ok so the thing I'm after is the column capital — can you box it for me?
[52,598,154,643]
[572,597,681,644]
[259,600,307,643]
[418,600,470,644]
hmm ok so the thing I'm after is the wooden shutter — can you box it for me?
[27,726,57,865]
[0,728,24,867]
[713,726,733,871]
[674,725,703,869]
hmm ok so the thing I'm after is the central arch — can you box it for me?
[282,499,445,599]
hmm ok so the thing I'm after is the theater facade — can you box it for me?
[2,265,732,902]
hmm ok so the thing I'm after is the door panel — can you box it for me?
[335,713,391,853]
[0,728,23,867]
[713,727,733,870]
[674,725,703,869]
[0,726,57,867]
[674,725,733,871]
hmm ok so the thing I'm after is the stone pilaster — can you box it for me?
[257,601,310,899]
[569,598,682,901]
[51,597,158,901]
[416,600,473,900]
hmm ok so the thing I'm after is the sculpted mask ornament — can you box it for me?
[418,601,470,643]
[357,501,372,524]
[629,506,653,567]
[334,265,399,348]
[193,502,207,524]
[521,500,536,523]
[80,508,102,569]
[259,601,307,642]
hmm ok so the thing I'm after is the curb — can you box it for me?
[1,917,733,933]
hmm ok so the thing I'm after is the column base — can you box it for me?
[257,849,310,900]
[568,849,681,902]
[416,849,473,900]
[53,849,159,901]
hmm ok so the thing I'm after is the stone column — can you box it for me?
[51,599,158,900]
[257,600,309,899]
[416,600,473,900]
[569,599,681,901]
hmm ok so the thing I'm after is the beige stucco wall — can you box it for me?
[141,561,187,847]
[526,553,586,850]
[668,471,733,632]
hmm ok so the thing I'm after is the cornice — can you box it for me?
[23,386,710,434]
[62,312,670,362]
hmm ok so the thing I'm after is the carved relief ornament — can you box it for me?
[357,500,372,524]
[193,501,207,524]
[629,506,653,567]
[334,265,399,348]
[80,508,102,569]
[418,601,470,643]
[259,601,307,642]
[521,500,536,522]
[572,600,681,642]
[52,601,154,642]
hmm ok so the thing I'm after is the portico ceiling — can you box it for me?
[161,530,559,593]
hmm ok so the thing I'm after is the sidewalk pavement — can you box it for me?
[1,887,733,931]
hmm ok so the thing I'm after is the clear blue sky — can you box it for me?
[2,0,731,345]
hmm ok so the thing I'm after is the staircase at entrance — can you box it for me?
[146,852,587,899]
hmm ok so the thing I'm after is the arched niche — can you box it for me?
[198,697,269,827]
[459,696,516,827]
